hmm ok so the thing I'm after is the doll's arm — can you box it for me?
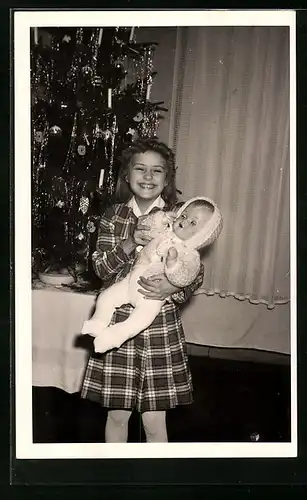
[171,263,204,305]
[165,248,201,288]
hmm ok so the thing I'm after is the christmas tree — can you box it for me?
[31,26,167,287]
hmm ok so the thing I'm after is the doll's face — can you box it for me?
[173,204,212,241]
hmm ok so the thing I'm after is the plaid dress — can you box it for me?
[80,202,204,412]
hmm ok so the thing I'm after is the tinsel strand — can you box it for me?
[107,114,117,195]
[63,112,78,173]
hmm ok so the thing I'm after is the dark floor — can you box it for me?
[32,354,291,443]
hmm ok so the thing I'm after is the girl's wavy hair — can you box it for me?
[115,138,178,206]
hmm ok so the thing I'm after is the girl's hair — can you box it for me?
[115,138,178,205]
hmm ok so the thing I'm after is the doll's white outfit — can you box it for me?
[81,196,223,353]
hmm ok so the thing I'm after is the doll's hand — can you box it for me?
[165,247,178,268]
[165,211,177,223]
[137,272,181,300]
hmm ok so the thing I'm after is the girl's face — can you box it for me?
[127,151,167,204]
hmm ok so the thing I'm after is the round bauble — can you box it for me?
[49,125,62,136]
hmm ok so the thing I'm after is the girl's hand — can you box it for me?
[121,216,153,255]
[137,273,181,300]
[133,216,152,246]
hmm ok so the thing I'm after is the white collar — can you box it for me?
[127,196,165,218]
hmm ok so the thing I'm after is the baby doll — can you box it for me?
[81,196,223,353]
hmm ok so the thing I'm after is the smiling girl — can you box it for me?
[80,138,204,443]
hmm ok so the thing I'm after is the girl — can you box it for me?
[80,138,204,443]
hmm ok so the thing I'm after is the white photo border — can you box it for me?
[14,9,297,459]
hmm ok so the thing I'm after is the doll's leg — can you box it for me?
[142,411,168,442]
[81,279,129,337]
[105,409,132,443]
[94,299,163,353]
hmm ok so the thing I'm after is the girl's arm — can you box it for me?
[137,262,204,303]
[92,206,135,281]
[171,263,204,304]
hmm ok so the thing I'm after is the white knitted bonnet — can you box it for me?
[175,196,223,250]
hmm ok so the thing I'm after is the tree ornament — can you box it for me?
[82,65,93,77]
[49,125,62,136]
[79,196,90,214]
[77,144,86,156]
[34,131,44,143]
[133,111,143,123]
[35,84,47,101]
[114,60,124,72]
[86,220,96,233]
[55,200,65,208]
[140,109,159,138]
[52,176,67,198]
[92,75,102,87]
[76,28,83,45]
[57,87,75,115]
[83,133,90,146]
[250,432,260,442]
[127,127,139,141]
[60,99,70,113]
[94,123,103,138]
[102,129,112,141]
[62,34,71,43]
[77,232,85,241]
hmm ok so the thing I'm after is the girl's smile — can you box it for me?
[139,183,157,190]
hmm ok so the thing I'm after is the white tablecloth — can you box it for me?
[32,283,291,394]
[32,286,96,394]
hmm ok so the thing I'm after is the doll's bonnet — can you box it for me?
[175,196,223,250]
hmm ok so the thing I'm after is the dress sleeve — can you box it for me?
[92,206,133,281]
[171,263,204,304]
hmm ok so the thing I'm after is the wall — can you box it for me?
[181,295,290,355]
[136,27,291,356]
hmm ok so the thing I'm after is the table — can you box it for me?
[32,283,290,394]
[32,284,96,394]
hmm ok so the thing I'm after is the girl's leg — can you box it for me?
[141,411,168,443]
[105,409,132,443]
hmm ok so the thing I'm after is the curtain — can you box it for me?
[169,26,290,309]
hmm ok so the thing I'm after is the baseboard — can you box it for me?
[186,343,290,365]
